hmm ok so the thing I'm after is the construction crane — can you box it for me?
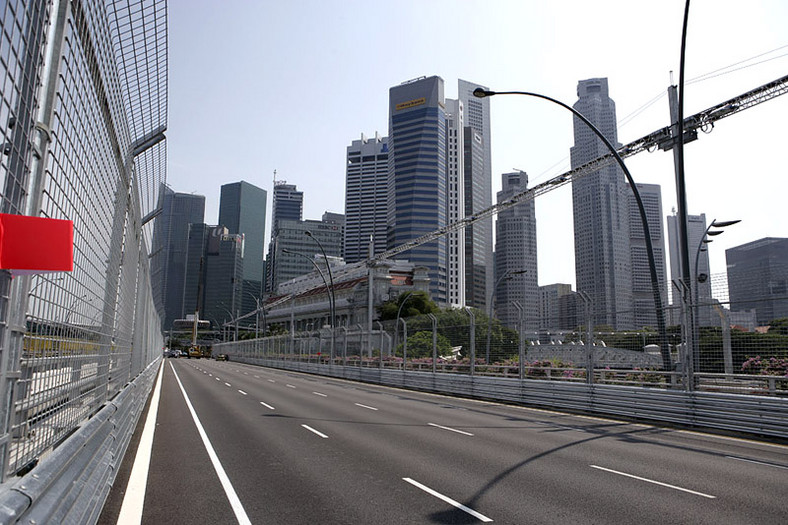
[370,73,788,263]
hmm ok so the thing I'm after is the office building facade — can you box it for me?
[444,99,466,307]
[495,171,539,330]
[266,181,304,292]
[219,181,267,314]
[571,78,633,329]
[726,237,788,325]
[388,76,448,305]
[539,283,574,331]
[150,184,205,330]
[629,183,667,329]
[344,133,389,263]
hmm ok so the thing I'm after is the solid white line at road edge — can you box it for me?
[116,360,165,524]
[402,478,492,522]
[590,465,716,498]
[170,362,253,524]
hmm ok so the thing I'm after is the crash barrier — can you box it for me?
[0,358,161,524]
[234,357,788,440]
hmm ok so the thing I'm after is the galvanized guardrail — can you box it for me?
[236,357,788,440]
[0,358,160,524]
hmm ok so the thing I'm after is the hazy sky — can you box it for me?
[167,0,788,290]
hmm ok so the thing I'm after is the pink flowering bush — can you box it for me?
[741,355,788,376]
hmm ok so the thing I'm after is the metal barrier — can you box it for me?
[232,357,788,440]
[0,359,160,524]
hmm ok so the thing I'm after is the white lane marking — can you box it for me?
[260,401,275,410]
[302,424,329,439]
[403,478,492,523]
[225,382,232,387]
[268,379,276,383]
[170,363,253,524]
[254,375,260,379]
[244,372,249,375]
[355,403,378,411]
[590,465,716,499]
[215,377,220,381]
[286,384,296,389]
[726,456,788,470]
[428,423,474,436]
[238,390,247,396]
[117,361,165,523]
[313,392,327,397]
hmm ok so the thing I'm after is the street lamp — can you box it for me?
[692,218,739,373]
[244,290,262,339]
[486,269,526,364]
[282,248,334,359]
[474,87,672,372]
[393,291,415,359]
[304,230,336,361]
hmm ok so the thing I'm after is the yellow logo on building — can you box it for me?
[395,97,426,111]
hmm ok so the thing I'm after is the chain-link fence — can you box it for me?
[0,0,165,481]
[217,295,788,397]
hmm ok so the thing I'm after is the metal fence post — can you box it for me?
[465,307,475,376]
[428,314,437,373]
[513,301,524,380]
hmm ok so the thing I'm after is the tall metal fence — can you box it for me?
[0,0,165,484]
[218,300,788,397]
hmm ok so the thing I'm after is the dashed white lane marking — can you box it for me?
[268,379,276,383]
[590,465,716,498]
[225,382,232,387]
[117,361,165,523]
[302,424,328,439]
[238,390,247,396]
[313,392,327,397]
[403,478,492,522]
[428,423,474,436]
[260,401,275,410]
[286,384,296,389]
[355,403,378,411]
[170,363,253,524]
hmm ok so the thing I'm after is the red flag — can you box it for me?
[0,214,73,273]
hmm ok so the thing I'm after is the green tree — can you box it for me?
[768,318,788,335]
[378,291,439,321]
[396,330,452,358]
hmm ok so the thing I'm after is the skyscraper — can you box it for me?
[495,171,538,330]
[458,79,494,306]
[388,76,447,305]
[726,237,788,325]
[571,78,633,329]
[464,126,490,309]
[344,133,389,263]
[629,183,667,329]
[219,181,267,314]
[266,180,303,292]
[150,184,205,330]
[444,98,466,307]
[668,213,714,326]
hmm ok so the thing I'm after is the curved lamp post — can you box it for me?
[485,269,526,364]
[282,248,334,359]
[692,218,739,373]
[393,291,415,360]
[474,87,672,372]
[305,230,336,362]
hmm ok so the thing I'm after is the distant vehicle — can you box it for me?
[188,346,202,358]
[215,353,228,361]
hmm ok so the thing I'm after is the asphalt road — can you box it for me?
[100,358,788,524]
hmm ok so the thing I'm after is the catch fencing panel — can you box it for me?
[0,0,166,481]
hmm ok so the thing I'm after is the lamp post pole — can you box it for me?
[485,269,525,364]
[474,88,671,372]
[244,290,260,340]
[305,231,336,360]
[692,219,739,374]
[282,248,334,359]
[393,291,414,359]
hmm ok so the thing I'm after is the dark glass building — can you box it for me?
[726,237,788,325]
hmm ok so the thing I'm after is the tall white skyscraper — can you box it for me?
[344,133,389,263]
[571,78,633,329]
[459,79,493,305]
[495,171,539,330]
[668,212,714,326]
[444,99,466,307]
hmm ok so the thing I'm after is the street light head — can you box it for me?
[706,230,723,236]
[711,219,741,228]
[304,230,314,238]
[473,87,496,98]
